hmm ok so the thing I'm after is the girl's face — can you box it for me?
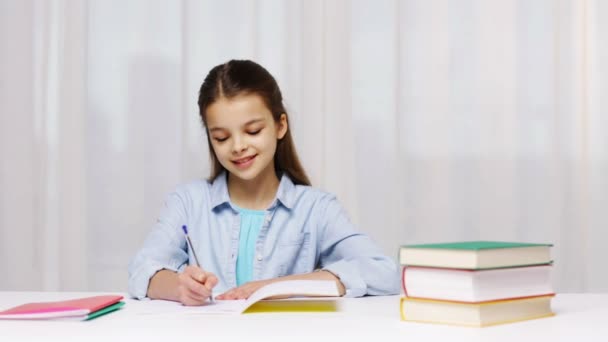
[206,94,287,183]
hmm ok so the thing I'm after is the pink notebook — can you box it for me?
[0,295,123,320]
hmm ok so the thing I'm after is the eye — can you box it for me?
[213,136,228,142]
[247,129,262,135]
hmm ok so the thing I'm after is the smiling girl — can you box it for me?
[128,60,400,305]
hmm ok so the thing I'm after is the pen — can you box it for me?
[181,225,214,302]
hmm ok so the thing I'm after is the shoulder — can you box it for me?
[166,178,212,205]
[173,178,211,195]
[289,184,354,229]
[151,179,212,221]
[290,183,340,212]
[294,184,334,200]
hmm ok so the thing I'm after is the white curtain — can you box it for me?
[1,0,606,292]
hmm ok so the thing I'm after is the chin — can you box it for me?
[226,166,262,181]
[231,171,260,181]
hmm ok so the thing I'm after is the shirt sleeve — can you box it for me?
[127,191,189,299]
[316,195,401,297]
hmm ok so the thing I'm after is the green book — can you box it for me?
[84,301,125,321]
[399,241,553,269]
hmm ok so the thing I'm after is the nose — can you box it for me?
[231,135,248,155]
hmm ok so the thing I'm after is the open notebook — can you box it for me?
[203,280,341,314]
[134,280,341,315]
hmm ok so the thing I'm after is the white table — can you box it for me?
[1,292,606,341]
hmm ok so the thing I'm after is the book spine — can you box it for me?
[401,266,408,297]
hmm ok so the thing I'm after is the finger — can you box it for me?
[180,292,206,306]
[217,289,236,300]
[215,291,227,300]
[179,281,212,305]
[229,288,242,300]
[185,277,211,298]
[235,288,250,300]
[230,288,249,300]
[180,272,211,297]
[177,284,201,306]
[203,273,219,291]
[184,266,207,283]
[184,285,207,302]
[185,289,207,303]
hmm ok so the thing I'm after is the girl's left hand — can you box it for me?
[216,279,274,300]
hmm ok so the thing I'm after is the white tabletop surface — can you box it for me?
[1,292,606,342]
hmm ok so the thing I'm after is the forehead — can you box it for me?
[206,94,272,127]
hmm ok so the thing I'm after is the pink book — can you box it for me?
[0,295,123,320]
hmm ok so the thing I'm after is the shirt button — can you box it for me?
[256,253,263,261]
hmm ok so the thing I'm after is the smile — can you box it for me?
[232,155,257,169]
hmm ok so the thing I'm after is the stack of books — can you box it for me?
[398,241,555,327]
[0,295,125,321]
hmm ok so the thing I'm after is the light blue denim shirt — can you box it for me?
[127,172,400,299]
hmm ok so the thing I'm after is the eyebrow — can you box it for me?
[208,118,265,132]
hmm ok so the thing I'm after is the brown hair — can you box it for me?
[197,60,311,186]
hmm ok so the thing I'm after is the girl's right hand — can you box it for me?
[177,265,218,306]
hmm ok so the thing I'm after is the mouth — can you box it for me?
[231,154,257,169]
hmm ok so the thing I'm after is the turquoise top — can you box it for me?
[234,205,265,286]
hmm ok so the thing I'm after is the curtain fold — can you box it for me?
[0,0,606,292]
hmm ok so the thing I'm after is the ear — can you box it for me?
[277,113,288,140]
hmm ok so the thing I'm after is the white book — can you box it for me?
[402,265,554,302]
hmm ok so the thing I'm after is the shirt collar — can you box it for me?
[275,173,296,210]
[209,172,231,209]
[209,172,296,210]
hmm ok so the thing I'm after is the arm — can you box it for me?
[127,192,188,299]
[148,270,182,301]
[127,190,217,305]
[316,195,401,297]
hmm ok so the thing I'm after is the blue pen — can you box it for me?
[182,225,214,302]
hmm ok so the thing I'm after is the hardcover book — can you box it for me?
[402,264,554,302]
[400,294,555,327]
[399,241,552,269]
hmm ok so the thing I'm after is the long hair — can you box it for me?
[197,60,311,186]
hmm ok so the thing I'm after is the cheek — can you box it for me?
[211,143,229,158]
[257,134,278,150]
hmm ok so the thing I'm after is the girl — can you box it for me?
[128,60,400,305]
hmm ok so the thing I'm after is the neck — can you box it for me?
[228,167,280,210]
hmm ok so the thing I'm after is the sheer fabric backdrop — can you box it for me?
[1,0,606,292]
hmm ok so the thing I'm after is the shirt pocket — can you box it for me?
[277,232,311,276]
